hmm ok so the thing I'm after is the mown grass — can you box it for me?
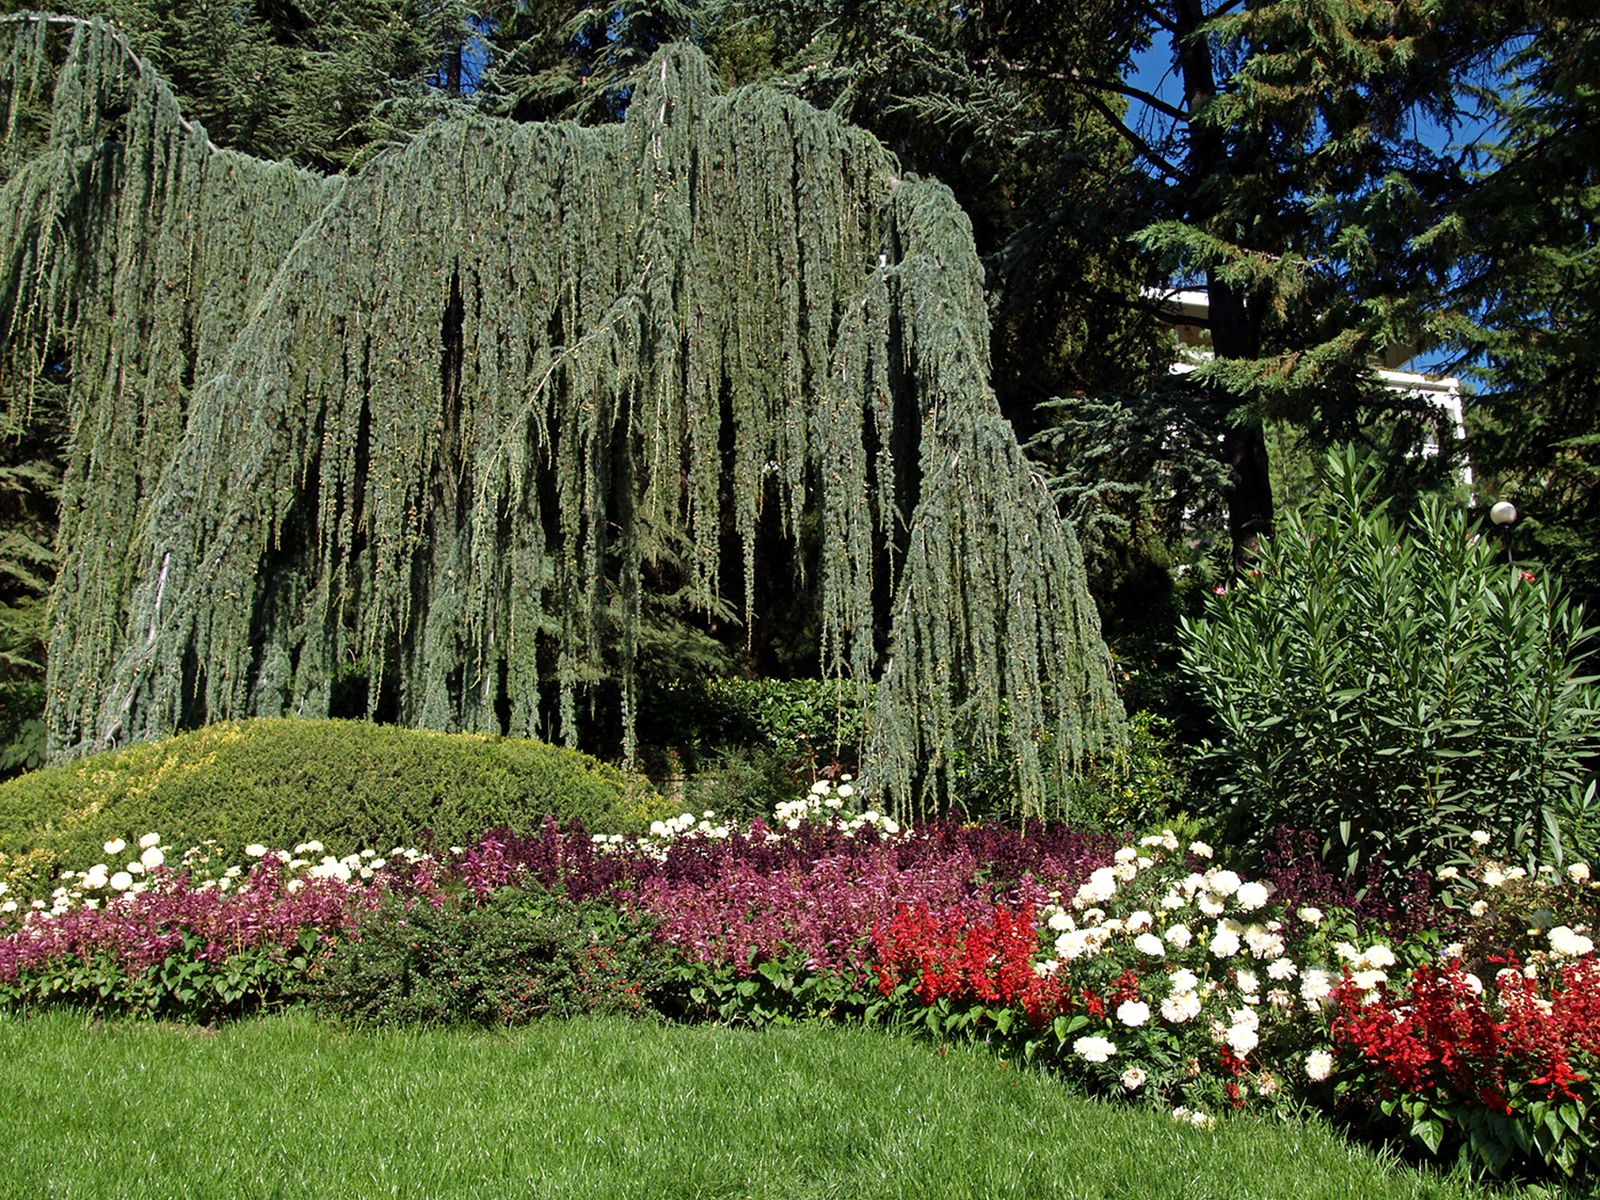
[0,1010,1532,1200]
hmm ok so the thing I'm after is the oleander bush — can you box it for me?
[1182,447,1600,881]
[0,719,657,895]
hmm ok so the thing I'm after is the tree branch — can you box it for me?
[0,12,220,152]
[1079,87,1191,184]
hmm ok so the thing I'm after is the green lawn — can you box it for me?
[0,1011,1522,1200]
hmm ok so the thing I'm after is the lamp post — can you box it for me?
[1490,500,1517,566]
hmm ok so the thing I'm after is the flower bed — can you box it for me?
[1,778,1596,1181]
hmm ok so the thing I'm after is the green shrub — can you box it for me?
[1063,710,1195,835]
[1181,447,1600,878]
[0,719,658,893]
[300,887,661,1027]
[639,678,868,774]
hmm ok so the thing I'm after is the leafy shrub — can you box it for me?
[1181,447,1600,879]
[0,719,656,895]
[639,678,867,773]
[0,680,45,779]
[300,885,660,1027]
[1063,711,1193,834]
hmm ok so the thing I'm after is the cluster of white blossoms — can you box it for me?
[1,834,429,921]
[589,777,904,860]
[1034,829,1381,1128]
[775,776,903,837]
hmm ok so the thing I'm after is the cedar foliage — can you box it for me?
[0,13,1123,818]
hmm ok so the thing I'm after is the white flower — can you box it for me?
[1234,970,1259,996]
[1209,928,1241,959]
[1189,841,1213,859]
[1134,933,1166,958]
[1164,924,1193,949]
[244,844,268,858]
[1073,1035,1118,1063]
[1056,929,1104,961]
[1168,969,1199,993]
[140,847,165,871]
[1197,893,1225,917]
[1207,870,1241,897]
[1115,847,1138,863]
[1470,830,1492,846]
[1266,988,1293,1010]
[1243,925,1285,959]
[1229,1005,1259,1032]
[1112,861,1138,883]
[837,784,854,798]
[1172,1106,1216,1129]
[1350,969,1388,992]
[1463,973,1484,995]
[1234,880,1271,910]
[1358,944,1396,970]
[1300,969,1334,1007]
[1116,1000,1151,1027]
[1047,909,1074,932]
[1549,926,1595,958]
[1470,899,1489,917]
[1568,862,1591,883]
[1436,866,1460,881]
[1125,910,1154,933]
[1161,892,1186,911]
[138,833,161,850]
[1297,906,1324,926]
[1075,867,1119,906]
[1482,867,1506,888]
[1161,990,1202,1024]
[810,780,830,795]
[103,838,127,856]
[1266,958,1298,981]
[109,871,133,892]
[1334,941,1361,963]
[1225,1025,1259,1056]
[1120,1066,1148,1092]
[1305,1050,1335,1082]
[0,900,15,913]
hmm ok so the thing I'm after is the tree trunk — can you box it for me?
[1172,0,1274,566]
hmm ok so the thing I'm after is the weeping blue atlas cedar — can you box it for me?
[0,13,1122,818]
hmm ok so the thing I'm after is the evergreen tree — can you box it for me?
[0,15,1124,815]
[1435,1,1600,610]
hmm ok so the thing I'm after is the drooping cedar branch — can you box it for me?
[1,14,1122,818]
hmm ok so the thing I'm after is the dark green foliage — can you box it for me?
[0,718,653,890]
[641,677,867,769]
[301,886,661,1027]
[1180,448,1600,879]
[0,0,475,169]
[639,676,870,820]
[1430,1,1600,615]
[0,17,1123,819]
[1063,710,1193,836]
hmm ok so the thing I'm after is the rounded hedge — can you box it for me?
[0,719,659,891]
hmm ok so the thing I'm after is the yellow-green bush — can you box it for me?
[0,720,658,892]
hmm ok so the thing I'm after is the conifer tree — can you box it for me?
[1434,0,1600,610]
[0,14,1123,816]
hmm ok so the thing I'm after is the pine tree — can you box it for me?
[0,14,1124,816]
[1434,1,1600,610]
